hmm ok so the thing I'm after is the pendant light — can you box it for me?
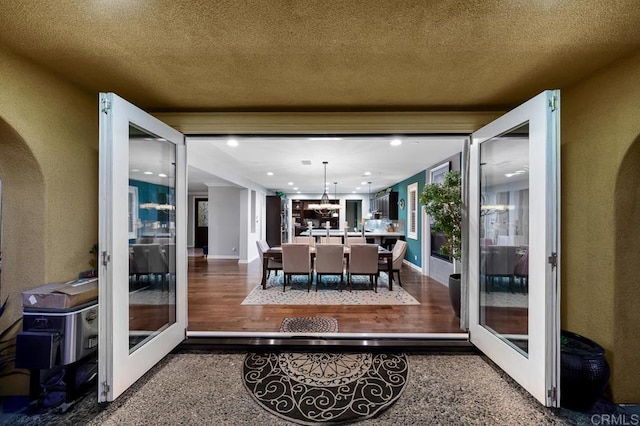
[309,161,342,212]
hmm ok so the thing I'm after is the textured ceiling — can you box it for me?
[1,0,639,112]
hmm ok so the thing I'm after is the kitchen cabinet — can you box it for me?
[292,199,340,229]
[371,190,398,220]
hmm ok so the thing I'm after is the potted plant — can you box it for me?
[420,171,462,316]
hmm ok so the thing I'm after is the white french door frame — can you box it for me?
[468,90,561,406]
[98,93,188,402]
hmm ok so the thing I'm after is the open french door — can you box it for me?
[468,90,560,406]
[98,93,188,401]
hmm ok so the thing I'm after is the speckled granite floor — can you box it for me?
[2,350,638,425]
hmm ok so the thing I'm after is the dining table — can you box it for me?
[261,245,394,290]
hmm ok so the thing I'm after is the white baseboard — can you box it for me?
[403,259,422,272]
[207,255,240,260]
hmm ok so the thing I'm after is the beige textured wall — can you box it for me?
[0,45,98,329]
[562,50,640,403]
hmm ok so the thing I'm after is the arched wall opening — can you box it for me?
[0,117,46,328]
[613,131,640,402]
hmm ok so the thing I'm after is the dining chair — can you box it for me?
[163,242,177,287]
[256,240,283,280]
[130,243,169,289]
[513,247,529,292]
[483,245,518,293]
[378,240,407,287]
[315,244,345,291]
[281,243,312,292]
[347,244,379,292]
[345,236,365,246]
[319,236,342,244]
[293,235,315,247]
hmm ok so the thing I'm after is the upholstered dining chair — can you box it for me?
[315,244,345,291]
[256,240,283,280]
[345,236,365,246]
[483,245,518,293]
[378,240,408,287]
[130,243,168,289]
[513,247,529,292]
[281,243,312,292]
[347,244,379,292]
[319,236,342,244]
[293,235,315,247]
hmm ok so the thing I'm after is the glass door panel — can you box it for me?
[479,123,530,355]
[99,93,187,402]
[469,90,560,406]
[128,126,177,352]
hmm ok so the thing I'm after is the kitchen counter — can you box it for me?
[300,229,404,237]
[298,230,405,246]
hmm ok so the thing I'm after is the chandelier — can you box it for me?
[308,161,342,213]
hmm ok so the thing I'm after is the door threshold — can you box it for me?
[181,331,473,352]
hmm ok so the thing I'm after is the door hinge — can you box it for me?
[101,251,111,266]
[548,387,557,401]
[549,96,558,112]
[101,381,110,396]
[548,252,558,268]
[101,97,111,114]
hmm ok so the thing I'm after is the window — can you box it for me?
[407,182,418,240]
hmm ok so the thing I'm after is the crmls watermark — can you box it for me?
[591,414,640,425]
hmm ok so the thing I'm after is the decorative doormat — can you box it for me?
[242,275,419,306]
[279,317,338,333]
[243,352,409,425]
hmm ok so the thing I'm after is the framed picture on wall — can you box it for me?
[430,161,450,184]
[128,185,138,239]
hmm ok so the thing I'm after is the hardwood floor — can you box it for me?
[187,255,465,334]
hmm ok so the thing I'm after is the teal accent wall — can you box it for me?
[129,179,175,228]
[392,169,426,268]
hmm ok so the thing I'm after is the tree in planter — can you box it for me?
[419,171,463,316]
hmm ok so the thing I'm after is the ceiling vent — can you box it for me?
[301,160,312,165]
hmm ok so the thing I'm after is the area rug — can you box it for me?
[129,288,176,305]
[482,292,528,308]
[243,352,409,425]
[279,317,338,333]
[242,275,419,306]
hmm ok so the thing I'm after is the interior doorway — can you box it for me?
[345,199,362,232]
[185,134,468,336]
[194,197,208,248]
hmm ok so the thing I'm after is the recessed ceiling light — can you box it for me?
[227,138,239,147]
[390,138,402,146]
[293,187,298,190]
[297,191,301,194]
[267,172,274,176]
[130,169,139,172]
[363,171,371,176]
[356,187,361,190]
[144,171,153,175]
[158,173,167,177]
[361,181,368,185]
[288,182,294,185]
